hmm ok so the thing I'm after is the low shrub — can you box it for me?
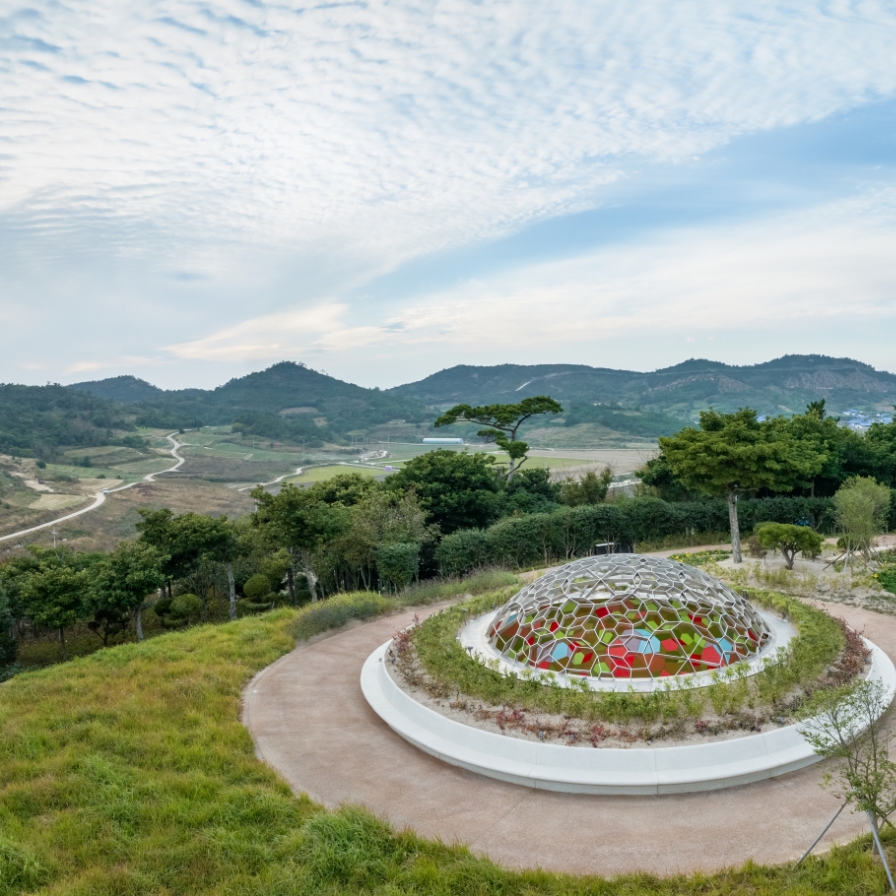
[290,572,522,642]
[398,570,519,606]
[875,563,896,596]
[668,549,731,566]
[291,592,397,641]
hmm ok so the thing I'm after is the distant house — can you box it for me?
[422,437,464,445]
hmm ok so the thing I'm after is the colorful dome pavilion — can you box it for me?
[488,554,771,679]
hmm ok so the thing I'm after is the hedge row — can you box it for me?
[435,495,842,576]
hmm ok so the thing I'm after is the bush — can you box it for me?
[436,529,491,577]
[438,495,842,574]
[243,573,272,601]
[170,593,202,621]
[376,542,420,593]
[153,593,202,628]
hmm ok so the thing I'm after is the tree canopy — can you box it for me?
[434,396,562,481]
[658,408,826,562]
[385,449,502,534]
[833,476,892,561]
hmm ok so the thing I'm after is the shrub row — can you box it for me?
[436,496,840,576]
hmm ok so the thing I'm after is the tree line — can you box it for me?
[645,400,896,561]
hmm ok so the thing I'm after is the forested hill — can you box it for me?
[0,384,138,456]
[71,375,163,404]
[390,355,896,420]
[0,353,878,455]
[69,362,429,445]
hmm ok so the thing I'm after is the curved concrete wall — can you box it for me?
[360,638,896,795]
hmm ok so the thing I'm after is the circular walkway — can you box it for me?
[243,600,896,876]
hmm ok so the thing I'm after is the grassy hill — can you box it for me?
[390,354,896,421]
[0,592,890,895]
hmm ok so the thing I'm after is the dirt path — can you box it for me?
[0,434,186,543]
[243,600,896,877]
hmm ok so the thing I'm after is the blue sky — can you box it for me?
[1,1,895,389]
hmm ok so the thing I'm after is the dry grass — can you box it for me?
[2,479,256,555]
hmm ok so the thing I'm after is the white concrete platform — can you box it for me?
[360,637,896,795]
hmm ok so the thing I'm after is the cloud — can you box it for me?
[64,356,159,375]
[3,0,896,272]
[166,303,349,360]
[384,201,896,350]
[199,192,892,382]
[3,1,896,387]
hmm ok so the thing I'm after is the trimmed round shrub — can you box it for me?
[243,573,271,601]
[170,593,202,620]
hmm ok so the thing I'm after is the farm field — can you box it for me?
[1,477,257,555]
[1,427,655,553]
[354,442,655,478]
[285,464,382,484]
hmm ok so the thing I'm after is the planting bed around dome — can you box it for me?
[361,555,896,793]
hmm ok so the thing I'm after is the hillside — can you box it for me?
[72,375,163,404]
[70,362,429,447]
[0,383,138,456]
[390,355,896,421]
[47,354,896,452]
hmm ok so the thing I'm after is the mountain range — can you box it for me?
[391,355,896,418]
[3,354,893,457]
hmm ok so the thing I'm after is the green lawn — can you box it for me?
[287,464,382,484]
[0,590,893,894]
[44,463,136,482]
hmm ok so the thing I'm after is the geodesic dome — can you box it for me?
[488,554,771,679]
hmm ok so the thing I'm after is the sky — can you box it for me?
[2,0,896,390]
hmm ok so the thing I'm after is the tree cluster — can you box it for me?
[643,402,896,561]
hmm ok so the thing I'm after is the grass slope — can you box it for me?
[0,593,892,895]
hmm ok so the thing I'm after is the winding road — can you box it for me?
[0,433,186,544]
[236,467,302,493]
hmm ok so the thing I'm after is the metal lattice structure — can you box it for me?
[488,554,771,679]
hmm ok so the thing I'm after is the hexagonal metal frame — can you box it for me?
[488,554,771,680]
